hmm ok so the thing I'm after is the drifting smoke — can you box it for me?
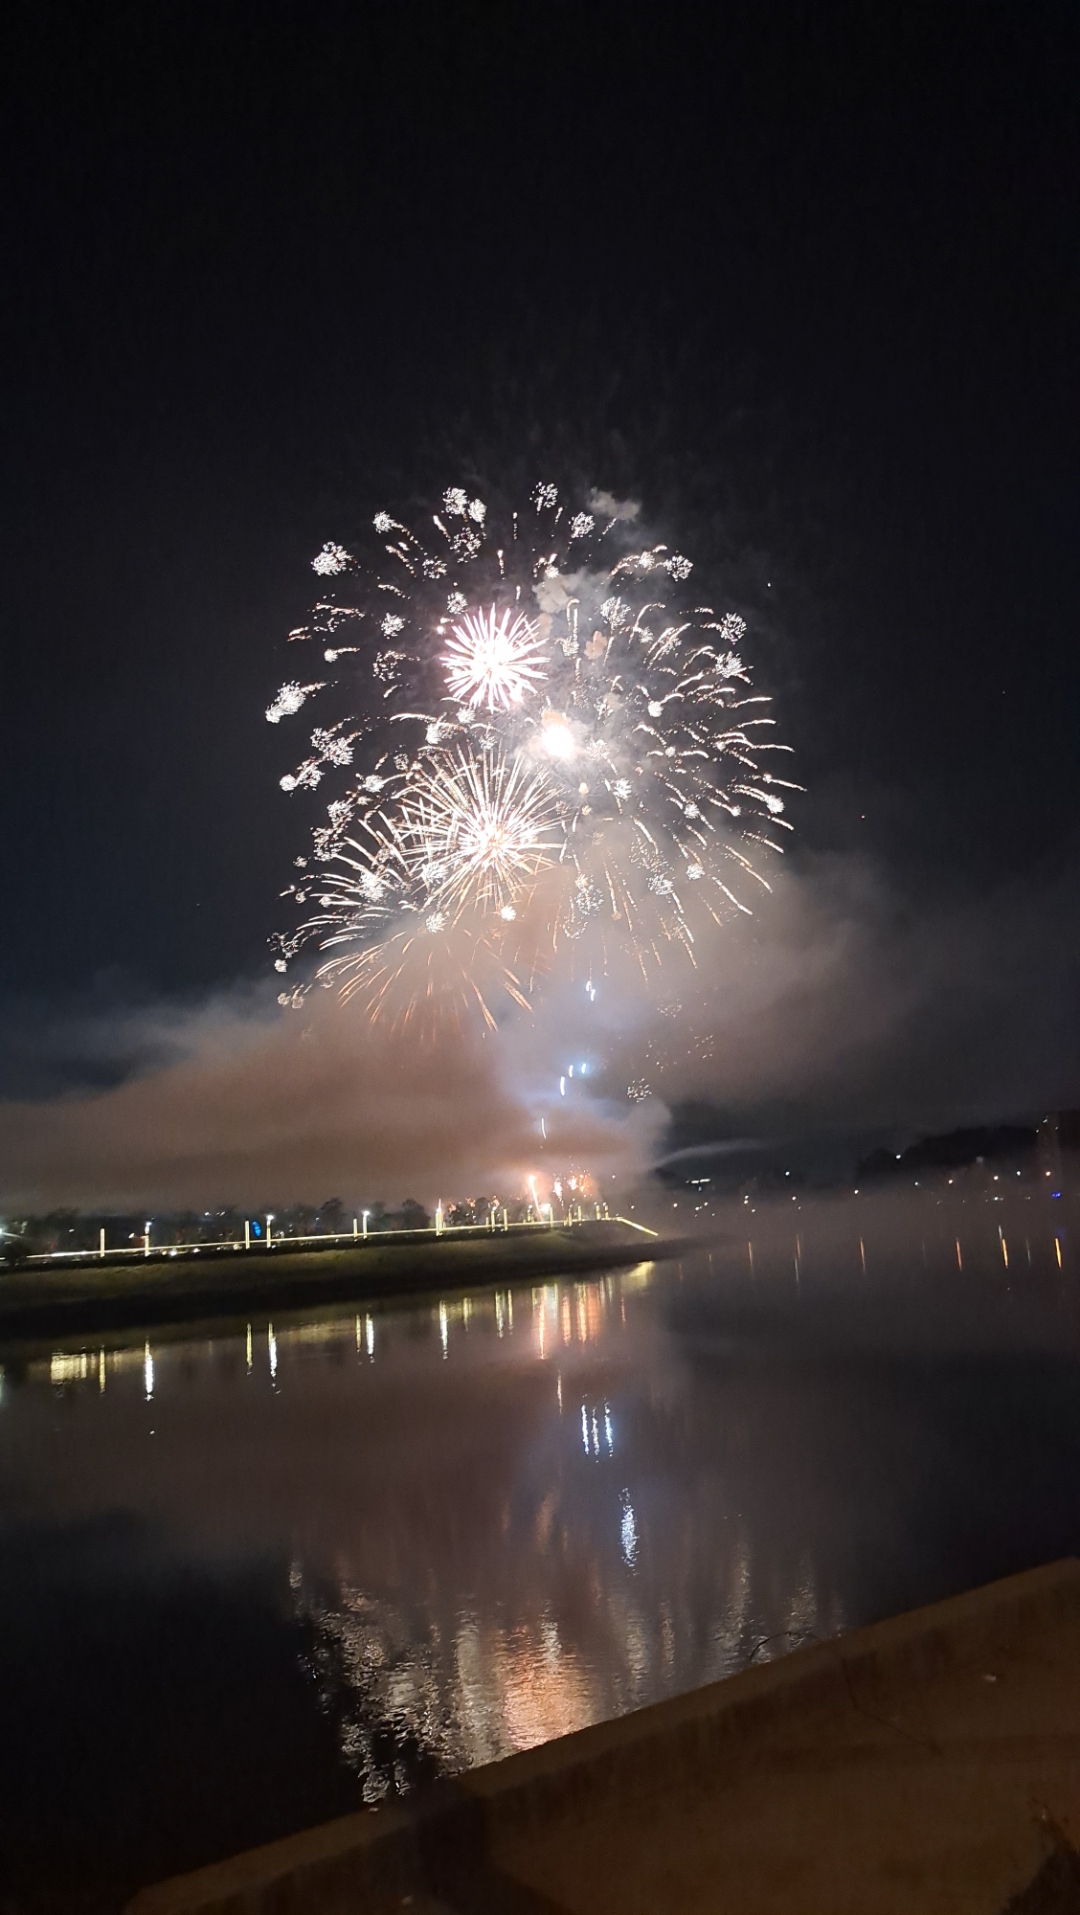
[0,987,662,1213]
[0,845,1076,1211]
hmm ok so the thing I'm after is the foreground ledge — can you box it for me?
[127,1557,1080,1914]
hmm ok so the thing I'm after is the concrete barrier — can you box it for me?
[126,1557,1080,1915]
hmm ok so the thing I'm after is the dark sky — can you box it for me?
[1,2,1077,1135]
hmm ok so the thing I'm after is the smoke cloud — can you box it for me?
[0,847,1076,1212]
[0,988,660,1213]
[605,848,1080,1142]
[585,489,640,523]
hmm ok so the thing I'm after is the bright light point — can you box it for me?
[540,717,576,761]
[559,1076,566,1096]
[500,905,517,920]
[426,911,446,933]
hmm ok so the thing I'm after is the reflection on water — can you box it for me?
[278,1268,834,1797]
[3,1217,1080,1903]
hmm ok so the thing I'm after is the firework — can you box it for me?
[394,749,559,920]
[268,483,797,1023]
[442,605,548,711]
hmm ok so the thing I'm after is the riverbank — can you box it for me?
[0,1220,681,1347]
[128,1556,1080,1915]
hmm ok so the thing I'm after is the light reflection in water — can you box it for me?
[7,1258,843,1804]
[50,1352,90,1385]
[620,1490,638,1567]
[10,1224,1080,1815]
[16,1256,800,1792]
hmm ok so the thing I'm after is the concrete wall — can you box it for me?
[126,1557,1080,1915]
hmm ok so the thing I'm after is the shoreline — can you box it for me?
[0,1223,686,1349]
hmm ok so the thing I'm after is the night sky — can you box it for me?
[1,2,1078,1175]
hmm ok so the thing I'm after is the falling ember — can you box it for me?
[267,482,797,1027]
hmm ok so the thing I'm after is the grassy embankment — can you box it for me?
[0,1221,676,1348]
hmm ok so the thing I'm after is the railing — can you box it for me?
[17,1208,645,1268]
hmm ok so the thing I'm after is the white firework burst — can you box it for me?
[396,749,559,919]
[311,542,352,576]
[442,605,549,711]
[268,481,798,1026]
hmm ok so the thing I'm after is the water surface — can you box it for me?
[2,1210,1078,1909]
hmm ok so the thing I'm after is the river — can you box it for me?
[0,1202,1077,1909]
